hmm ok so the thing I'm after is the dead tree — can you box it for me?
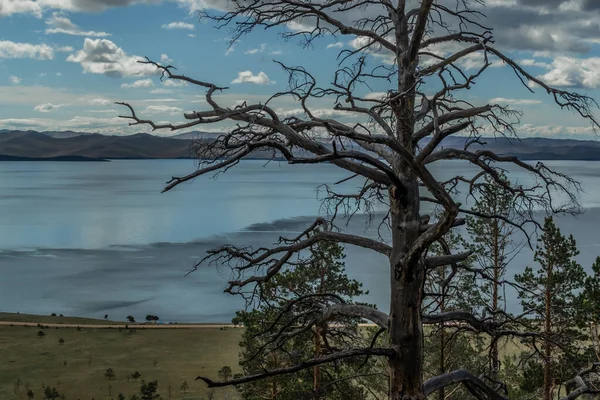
[118,0,599,398]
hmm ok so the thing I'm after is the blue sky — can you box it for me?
[0,0,599,138]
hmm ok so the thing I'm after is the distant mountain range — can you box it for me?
[0,130,599,161]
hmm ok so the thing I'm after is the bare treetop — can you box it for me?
[118,0,599,398]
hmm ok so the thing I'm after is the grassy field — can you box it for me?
[0,313,528,400]
[0,317,242,400]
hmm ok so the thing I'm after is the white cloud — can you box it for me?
[327,42,343,49]
[150,88,173,94]
[0,0,171,18]
[518,124,595,138]
[0,40,54,60]
[143,105,183,115]
[45,12,110,37]
[188,34,196,38]
[55,45,74,52]
[34,102,67,113]
[9,76,21,84]
[0,0,42,17]
[520,59,551,69]
[364,92,389,100]
[141,98,180,102]
[163,79,187,87]
[286,21,313,32]
[348,36,395,65]
[85,109,118,113]
[231,71,274,85]
[89,98,112,106]
[458,52,505,70]
[275,107,356,119]
[162,21,194,30]
[121,78,154,89]
[489,97,543,105]
[160,53,172,63]
[67,38,159,77]
[538,56,600,89]
[270,50,282,55]
[245,43,267,55]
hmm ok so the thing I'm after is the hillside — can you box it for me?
[1,130,600,161]
[0,131,197,160]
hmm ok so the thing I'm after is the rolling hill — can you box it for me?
[1,130,599,161]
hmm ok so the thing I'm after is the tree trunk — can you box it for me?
[543,256,553,400]
[389,177,425,400]
[438,323,446,400]
[491,219,500,380]
[314,326,321,399]
[438,267,446,400]
[272,353,278,400]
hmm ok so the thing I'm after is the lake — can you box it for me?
[2,159,600,322]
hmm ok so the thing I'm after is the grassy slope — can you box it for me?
[0,313,527,400]
[0,312,122,325]
[0,323,241,400]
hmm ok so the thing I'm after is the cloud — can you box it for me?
[89,98,112,105]
[55,45,74,52]
[520,58,551,69]
[162,21,194,30]
[489,97,543,105]
[0,40,54,59]
[150,88,173,94]
[537,56,600,88]
[482,2,600,53]
[0,0,160,17]
[188,33,196,37]
[364,92,389,100]
[231,71,274,85]
[162,79,187,87]
[121,78,154,89]
[9,76,21,84]
[141,98,180,102]
[270,50,282,55]
[34,102,67,112]
[0,0,42,17]
[85,109,118,113]
[275,108,354,119]
[67,38,159,77]
[518,123,595,138]
[160,53,172,63]
[245,43,267,54]
[143,105,183,115]
[45,12,110,37]
[327,42,343,49]
[348,36,395,65]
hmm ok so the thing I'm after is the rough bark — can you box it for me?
[389,178,426,399]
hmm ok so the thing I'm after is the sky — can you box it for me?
[0,0,599,138]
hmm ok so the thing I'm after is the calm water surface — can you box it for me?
[1,160,600,321]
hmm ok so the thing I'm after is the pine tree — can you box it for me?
[515,217,586,400]
[465,173,517,379]
[233,236,386,399]
[577,257,600,360]
[423,229,486,400]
